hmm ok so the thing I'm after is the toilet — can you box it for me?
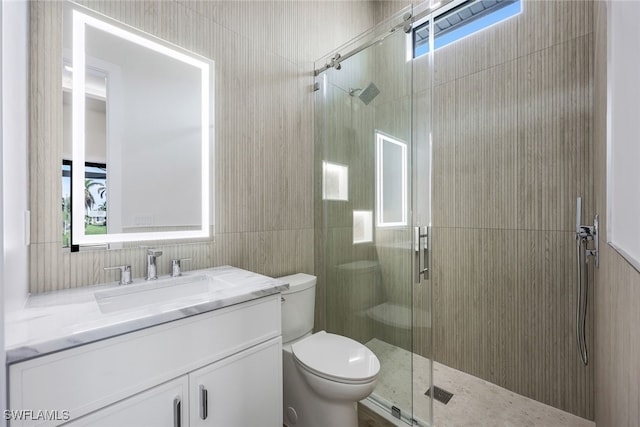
[279,273,380,427]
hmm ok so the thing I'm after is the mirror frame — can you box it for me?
[69,4,213,245]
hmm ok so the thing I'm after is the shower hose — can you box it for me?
[575,236,589,366]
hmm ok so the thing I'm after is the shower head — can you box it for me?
[358,82,380,105]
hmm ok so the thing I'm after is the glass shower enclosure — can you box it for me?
[314,6,433,425]
[316,0,596,424]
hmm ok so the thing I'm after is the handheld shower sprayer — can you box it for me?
[574,197,599,366]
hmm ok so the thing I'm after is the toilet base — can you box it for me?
[283,345,360,427]
[284,400,357,427]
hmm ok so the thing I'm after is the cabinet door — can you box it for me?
[189,337,282,427]
[63,376,188,427]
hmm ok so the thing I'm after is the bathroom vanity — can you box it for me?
[6,266,287,427]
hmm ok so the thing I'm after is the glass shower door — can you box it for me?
[315,7,432,425]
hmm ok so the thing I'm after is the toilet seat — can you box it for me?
[292,331,380,385]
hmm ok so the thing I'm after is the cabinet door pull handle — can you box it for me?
[200,385,208,420]
[173,396,182,427]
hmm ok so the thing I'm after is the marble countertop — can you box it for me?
[5,266,288,365]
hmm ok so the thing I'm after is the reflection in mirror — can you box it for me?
[62,67,108,247]
[61,160,107,248]
[376,131,407,227]
[62,3,213,247]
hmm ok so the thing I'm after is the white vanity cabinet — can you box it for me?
[64,338,281,427]
[62,377,189,427]
[8,295,283,427]
[188,338,282,427]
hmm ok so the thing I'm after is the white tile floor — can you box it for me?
[365,339,596,427]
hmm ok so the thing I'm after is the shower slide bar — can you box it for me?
[314,11,414,76]
[314,0,454,76]
[575,197,599,366]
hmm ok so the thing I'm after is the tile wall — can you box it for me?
[422,0,595,419]
[593,2,640,425]
[341,0,596,419]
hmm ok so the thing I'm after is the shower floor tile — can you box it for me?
[432,362,595,427]
[365,338,432,425]
[365,339,595,427]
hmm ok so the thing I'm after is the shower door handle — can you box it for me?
[415,226,429,282]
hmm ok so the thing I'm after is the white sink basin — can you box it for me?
[95,274,222,314]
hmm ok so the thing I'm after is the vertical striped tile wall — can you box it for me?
[421,0,595,419]
[28,1,376,295]
[593,2,640,425]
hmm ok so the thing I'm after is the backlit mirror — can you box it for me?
[63,3,213,246]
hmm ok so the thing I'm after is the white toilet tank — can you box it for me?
[278,273,316,344]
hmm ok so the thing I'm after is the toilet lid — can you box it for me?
[292,331,380,383]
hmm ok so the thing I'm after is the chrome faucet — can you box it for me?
[171,258,192,277]
[146,248,163,280]
[104,265,133,285]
